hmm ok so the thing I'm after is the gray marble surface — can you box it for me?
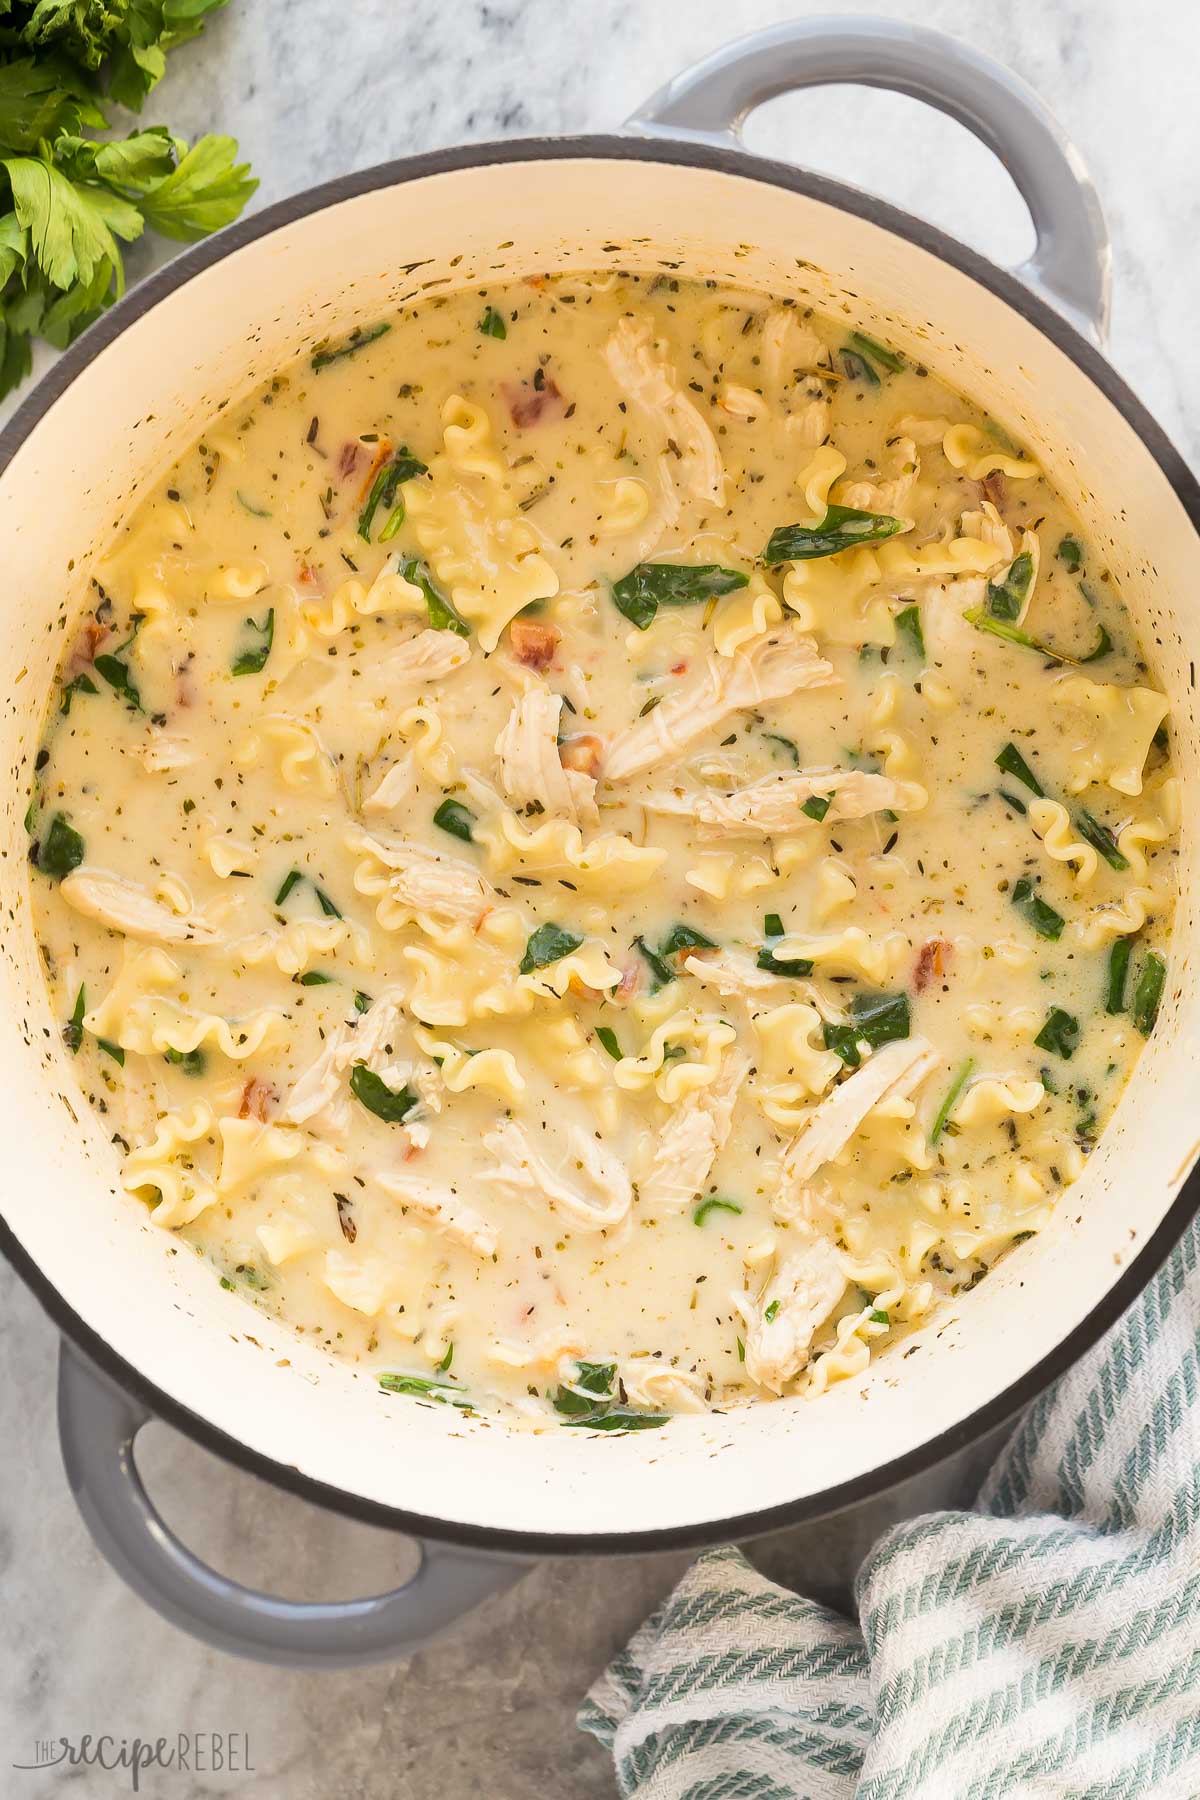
[2,1,1198,1795]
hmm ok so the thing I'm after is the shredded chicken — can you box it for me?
[681,951,781,998]
[348,826,494,924]
[495,682,597,823]
[604,316,725,506]
[605,632,836,781]
[60,870,217,944]
[481,1117,632,1231]
[647,768,913,836]
[378,628,472,686]
[363,756,416,813]
[781,1036,938,1193]
[280,987,415,1133]
[737,1235,847,1393]
[837,438,919,517]
[375,1172,498,1258]
[639,1051,751,1213]
[620,1358,708,1414]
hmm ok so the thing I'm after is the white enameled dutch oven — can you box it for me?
[2,18,1198,1668]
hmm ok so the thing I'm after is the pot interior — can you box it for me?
[2,147,1196,1542]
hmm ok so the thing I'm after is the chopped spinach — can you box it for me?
[930,1057,975,1144]
[478,306,507,339]
[60,671,97,714]
[838,346,880,386]
[1081,623,1113,663]
[1106,936,1133,1015]
[231,608,274,676]
[357,447,428,541]
[433,798,476,843]
[846,329,905,373]
[164,1046,206,1076]
[311,321,391,371]
[764,505,906,565]
[64,983,85,1055]
[1057,537,1083,573]
[995,743,1044,797]
[694,1196,743,1227]
[1075,809,1128,872]
[350,1064,418,1123]
[1131,951,1166,1037]
[519,922,583,974]
[93,651,142,711]
[822,1022,862,1068]
[401,557,470,637]
[986,552,1034,623]
[756,912,813,977]
[1034,1008,1080,1059]
[763,732,800,766]
[895,604,925,659]
[38,812,85,879]
[657,922,718,958]
[595,1025,623,1061]
[634,935,675,990]
[1011,876,1065,941]
[850,990,911,1048]
[802,794,831,822]
[379,1371,472,1409]
[610,561,748,631]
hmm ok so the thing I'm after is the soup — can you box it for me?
[27,272,1176,1427]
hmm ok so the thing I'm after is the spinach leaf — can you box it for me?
[756,912,813,977]
[93,651,142,711]
[895,604,925,659]
[1075,809,1128,872]
[38,811,84,879]
[230,607,274,676]
[1131,951,1166,1037]
[1057,537,1083,573]
[634,935,675,990]
[1106,936,1133,1015]
[964,608,1072,661]
[930,1057,975,1143]
[164,1046,206,1076]
[763,732,800,766]
[801,794,830,822]
[401,557,470,637]
[694,1196,743,1227]
[97,1037,124,1065]
[610,562,747,631]
[986,552,1034,623]
[350,1064,418,1123]
[478,306,507,339]
[657,922,717,957]
[560,1409,669,1432]
[311,321,390,371]
[850,991,911,1048]
[519,922,583,974]
[995,743,1044,796]
[1011,875,1065,940]
[1081,623,1113,663]
[379,1371,471,1408]
[64,983,85,1054]
[274,867,304,905]
[357,447,428,541]
[60,670,97,714]
[298,971,335,986]
[846,329,904,373]
[433,798,476,843]
[552,1360,617,1417]
[1034,1008,1080,1059]
[595,1025,623,1061]
[764,505,906,566]
[354,990,372,1015]
[822,1022,862,1068]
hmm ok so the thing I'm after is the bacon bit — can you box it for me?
[238,1077,275,1122]
[336,1192,357,1243]
[66,619,110,676]
[358,437,393,501]
[670,659,689,676]
[559,733,602,777]
[980,471,1007,511]
[336,441,361,482]
[523,274,549,290]
[401,1134,423,1162]
[297,561,321,587]
[509,618,560,669]
[914,939,951,993]
[504,374,566,429]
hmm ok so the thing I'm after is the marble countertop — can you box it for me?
[2,1,1197,1795]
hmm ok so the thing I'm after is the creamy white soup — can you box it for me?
[28,273,1176,1429]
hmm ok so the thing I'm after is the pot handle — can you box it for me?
[57,1341,524,1668]
[626,16,1110,344]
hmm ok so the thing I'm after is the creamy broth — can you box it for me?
[29,273,1176,1427]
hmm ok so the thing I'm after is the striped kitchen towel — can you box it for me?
[579,1218,1200,1797]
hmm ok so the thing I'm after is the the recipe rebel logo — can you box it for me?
[12,1731,255,1790]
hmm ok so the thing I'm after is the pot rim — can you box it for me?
[4,131,1198,1558]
